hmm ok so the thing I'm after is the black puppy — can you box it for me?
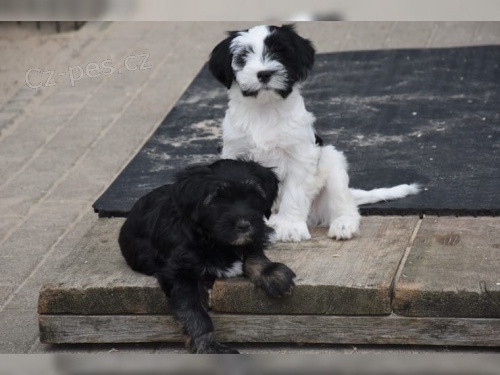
[118,159,296,354]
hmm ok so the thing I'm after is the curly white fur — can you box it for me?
[213,25,420,242]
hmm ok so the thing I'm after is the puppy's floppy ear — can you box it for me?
[282,24,315,82]
[209,32,237,89]
[246,161,280,219]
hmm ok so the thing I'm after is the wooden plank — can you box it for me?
[212,217,418,315]
[394,217,500,318]
[38,218,170,315]
[39,314,500,346]
[39,217,418,315]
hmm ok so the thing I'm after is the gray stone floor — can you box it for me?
[0,21,499,354]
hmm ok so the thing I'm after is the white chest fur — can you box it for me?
[214,261,243,279]
[222,87,319,166]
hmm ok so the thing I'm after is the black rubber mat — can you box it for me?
[94,46,500,217]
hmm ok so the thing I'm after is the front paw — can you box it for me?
[257,262,296,298]
[190,332,239,354]
[328,213,360,240]
[268,216,311,242]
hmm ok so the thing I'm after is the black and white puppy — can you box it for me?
[209,24,419,242]
[118,159,295,354]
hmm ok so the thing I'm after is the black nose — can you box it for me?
[257,70,273,83]
[236,220,251,232]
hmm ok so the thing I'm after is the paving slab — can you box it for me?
[0,309,40,353]
[5,210,98,312]
[0,201,87,304]
[394,217,500,318]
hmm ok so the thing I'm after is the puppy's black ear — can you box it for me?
[209,32,237,89]
[282,24,315,82]
[246,161,280,219]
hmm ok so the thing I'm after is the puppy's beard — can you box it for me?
[240,86,293,100]
[234,65,289,98]
[231,231,254,246]
[212,218,254,246]
[237,73,288,91]
[212,217,271,247]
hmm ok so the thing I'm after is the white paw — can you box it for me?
[328,213,360,240]
[268,216,311,242]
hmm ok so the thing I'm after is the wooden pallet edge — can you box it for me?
[39,313,500,347]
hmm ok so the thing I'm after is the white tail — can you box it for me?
[350,183,420,206]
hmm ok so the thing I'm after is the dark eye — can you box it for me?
[234,46,254,67]
[266,41,291,61]
[250,194,265,206]
[204,193,228,206]
[235,54,246,67]
[252,185,267,200]
[203,193,215,206]
[212,193,232,205]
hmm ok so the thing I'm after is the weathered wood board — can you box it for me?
[38,217,418,316]
[38,218,169,315]
[393,217,500,318]
[38,216,500,347]
[211,217,418,315]
[39,314,500,346]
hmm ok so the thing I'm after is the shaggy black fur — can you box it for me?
[118,159,296,354]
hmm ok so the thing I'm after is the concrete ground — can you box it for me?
[1,21,500,354]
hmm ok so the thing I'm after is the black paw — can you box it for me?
[258,262,296,298]
[190,333,239,354]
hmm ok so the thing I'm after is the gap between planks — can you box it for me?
[389,216,423,306]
